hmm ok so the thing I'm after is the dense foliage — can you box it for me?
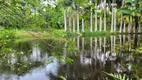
[0,0,64,29]
[0,0,141,31]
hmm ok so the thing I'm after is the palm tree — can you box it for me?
[113,1,117,32]
[119,0,125,33]
[64,8,67,31]
[77,9,80,33]
[73,0,88,33]
[90,0,93,32]
[73,15,76,33]
[111,0,117,33]
[81,9,85,32]
[98,0,103,32]
[104,0,107,31]
[95,9,98,32]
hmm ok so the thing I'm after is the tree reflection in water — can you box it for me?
[0,34,142,80]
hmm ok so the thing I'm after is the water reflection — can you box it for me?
[0,34,142,80]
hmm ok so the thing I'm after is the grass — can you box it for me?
[0,28,122,42]
[0,29,67,42]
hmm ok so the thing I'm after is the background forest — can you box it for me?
[0,0,141,33]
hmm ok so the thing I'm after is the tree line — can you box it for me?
[0,0,142,33]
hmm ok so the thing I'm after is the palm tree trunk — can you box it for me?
[77,9,80,33]
[119,0,125,33]
[64,8,67,31]
[138,21,141,33]
[111,11,114,33]
[82,18,84,32]
[90,7,93,32]
[100,17,102,31]
[73,17,75,33]
[128,15,131,33]
[95,11,98,31]
[104,0,106,31]
[82,9,85,32]
[119,14,123,33]
[138,17,141,33]
[69,16,71,32]
[123,19,126,33]
[114,8,116,32]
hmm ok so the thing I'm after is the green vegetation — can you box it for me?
[0,0,141,35]
[0,0,142,80]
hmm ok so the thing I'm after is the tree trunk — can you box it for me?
[82,9,85,32]
[95,11,98,31]
[119,0,125,33]
[100,17,102,31]
[134,16,139,33]
[90,7,93,32]
[69,16,71,32]
[104,0,106,31]
[82,18,84,32]
[132,16,135,33]
[114,8,116,32]
[123,19,126,33]
[111,11,114,33]
[119,14,123,33]
[128,15,131,33]
[64,8,67,31]
[77,9,80,33]
[73,17,75,33]
[95,1,98,32]
[138,20,141,33]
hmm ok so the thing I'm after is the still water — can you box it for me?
[0,34,142,80]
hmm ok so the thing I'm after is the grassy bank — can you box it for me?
[0,29,117,42]
[0,29,67,42]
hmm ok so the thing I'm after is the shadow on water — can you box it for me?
[0,34,142,80]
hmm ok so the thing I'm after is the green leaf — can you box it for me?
[59,76,66,80]
[119,8,132,15]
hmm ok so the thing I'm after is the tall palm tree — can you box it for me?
[90,0,93,32]
[73,0,88,33]
[113,0,117,32]
[119,0,125,33]
[111,0,117,33]
[95,0,98,32]
[64,8,67,31]
[77,8,80,33]
[81,8,85,32]
[104,0,107,31]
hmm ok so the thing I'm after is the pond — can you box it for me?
[0,34,142,80]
